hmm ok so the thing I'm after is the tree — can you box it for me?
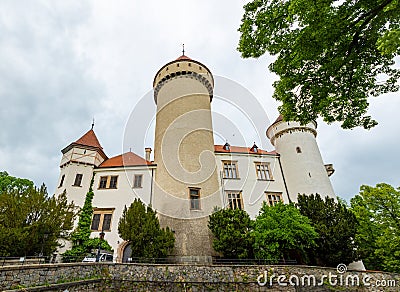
[350,183,400,272]
[62,175,113,262]
[0,172,75,257]
[253,202,317,263]
[118,199,175,258]
[238,0,400,129]
[208,208,254,259]
[297,194,358,267]
[0,171,34,193]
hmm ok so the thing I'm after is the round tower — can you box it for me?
[152,55,221,262]
[267,115,336,202]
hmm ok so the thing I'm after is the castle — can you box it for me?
[56,55,336,263]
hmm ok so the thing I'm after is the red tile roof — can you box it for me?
[214,145,277,155]
[75,129,103,149]
[98,151,153,168]
[274,114,283,124]
[176,55,192,61]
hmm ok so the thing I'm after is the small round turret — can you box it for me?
[267,115,336,201]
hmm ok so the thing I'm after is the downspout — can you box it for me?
[150,167,154,206]
[278,155,291,204]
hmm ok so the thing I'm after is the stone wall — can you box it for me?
[1,263,399,291]
[0,263,105,291]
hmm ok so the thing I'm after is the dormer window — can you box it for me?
[250,143,258,153]
[223,142,230,151]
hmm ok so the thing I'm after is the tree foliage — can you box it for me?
[238,0,400,129]
[0,172,75,257]
[118,199,175,258]
[297,194,358,267]
[70,175,95,245]
[350,183,400,272]
[253,202,317,263]
[208,208,254,259]
[0,171,34,193]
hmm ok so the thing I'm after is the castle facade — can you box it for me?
[56,55,336,262]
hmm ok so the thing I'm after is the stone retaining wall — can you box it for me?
[1,263,399,291]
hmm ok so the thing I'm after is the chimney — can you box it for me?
[145,147,152,162]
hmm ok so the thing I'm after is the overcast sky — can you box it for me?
[0,0,398,202]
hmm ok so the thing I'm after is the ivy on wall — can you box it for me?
[62,174,112,262]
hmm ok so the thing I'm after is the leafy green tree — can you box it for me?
[350,183,400,272]
[0,172,75,257]
[118,199,175,258]
[253,202,317,263]
[208,208,254,259]
[62,175,113,262]
[297,194,358,267]
[238,0,400,129]
[0,171,34,193]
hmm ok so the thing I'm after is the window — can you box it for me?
[189,188,200,210]
[91,214,101,230]
[265,192,283,206]
[226,191,243,210]
[102,214,112,231]
[91,209,114,231]
[223,161,239,179]
[59,174,65,188]
[109,176,118,189]
[98,176,119,189]
[133,175,143,188]
[73,174,83,186]
[255,162,273,180]
[296,146,302,153]
[99,176,108,189]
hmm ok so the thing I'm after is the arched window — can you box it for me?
[296,146,302,153]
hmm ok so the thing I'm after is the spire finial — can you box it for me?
[182,43,185,55]
[91,118,95,130]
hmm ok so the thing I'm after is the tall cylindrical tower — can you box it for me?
[267,115,336,202]
[152,55,221,261]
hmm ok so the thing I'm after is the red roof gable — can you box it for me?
[214,145,277,155]
[75,129,103,149]
[98,151,153,168]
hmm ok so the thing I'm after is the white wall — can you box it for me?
[215,152,287,218]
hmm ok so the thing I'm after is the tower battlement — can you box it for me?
[153,55,214,104]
